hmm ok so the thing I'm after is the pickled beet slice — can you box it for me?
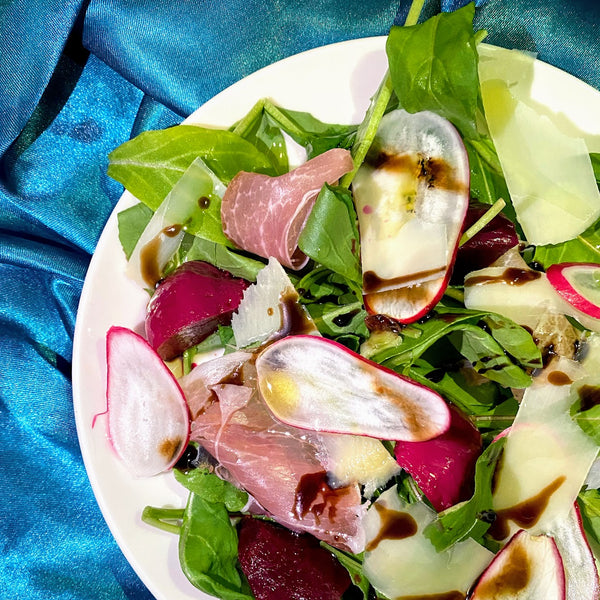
[145,260,248,360]
[394,405,482,511]
[237,517,351,600]
[452,201,519,283]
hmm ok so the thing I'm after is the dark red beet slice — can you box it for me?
[237,517,351,600]
[394,405,482,511]
[451,201,518,284]
[145,261,248,361]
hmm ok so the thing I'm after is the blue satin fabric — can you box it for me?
[0,1,598,598]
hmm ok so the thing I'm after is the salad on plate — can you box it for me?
[92,2,600,599]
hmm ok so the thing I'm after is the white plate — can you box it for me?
[72,37,600,600]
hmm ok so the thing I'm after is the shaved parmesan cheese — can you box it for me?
[318,434,400,497]
[363,487,493,598]
[491,358,598,541]
[128,157,226,288]
[231,257,318,348]
[479,52,600,246]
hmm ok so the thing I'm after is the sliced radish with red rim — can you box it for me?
[255,334,450,441]
[470,529,565,600]
[106,326,190,478]
[547,262,600,320]
[352,109,469,323]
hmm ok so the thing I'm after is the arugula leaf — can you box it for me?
[298,184,361,286]
[179,493,253,600]
[367,311,483,369]
[578,487,600,547]
[448,324,532,388]
[465,138,512,211]
[482,314,543,370]
[275,106,356,157]
[424,437,506,551]
[305,301,369,340]
[407,359,516,429]
[117,202,153,260]
[570,382,600,445]
[386,3,481,140]
[108,124,275,210]
[233,106,289,175]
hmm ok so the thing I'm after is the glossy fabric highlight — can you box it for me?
[0,0,599,598]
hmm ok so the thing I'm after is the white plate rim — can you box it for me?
[72,35,600,600]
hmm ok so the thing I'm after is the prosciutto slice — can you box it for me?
[180,353,366,553]
[221,148,354,269]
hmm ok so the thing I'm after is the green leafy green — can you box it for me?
[406,359,517,431]
[117,202,153,259]
[578,487,600,547]
[108,124,275,210]
[233,98,355,160]
[424,437,506,551]
[386,3,481,140]
[571,382,600,445]
[534,216,600,267]
[184,235,266,282]
[482,314,542,370]
[298,184,361,286]
[179,493,253,600]
[591,152,600,185]
[448,324,532,388]
[321,544,371,600]
[366,308,539,389]
[234,107,289,175]
[174,469,248,511]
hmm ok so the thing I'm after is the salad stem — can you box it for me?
[404,0,426,27]
[444,287,465,303]
[459,197,506,247]
[142,505,184,535]
[340,0,427,188]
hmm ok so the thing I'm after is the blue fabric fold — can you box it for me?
[1,1,599,598]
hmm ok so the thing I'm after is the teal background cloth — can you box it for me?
[0,0,598,598]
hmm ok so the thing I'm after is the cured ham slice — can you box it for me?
[221,148,354,269]
[180,354,366,553]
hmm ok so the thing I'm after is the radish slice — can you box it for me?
[352,109,469,323]
[106,326,190,478]
[362,486,493,598]
[547,504,600,600]
[394,404,482,511]
[547,263,600,319]
[255,335,450,441]
[470,530,565,600]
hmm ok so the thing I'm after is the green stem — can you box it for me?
[404,0,426,26]
[231,98,266,137]
[340,74,394,189]
[142,506,184,535]
[474,28,489,45]
[459,198,506,246]
[471,414,515,428]
[444,287,465,303]
[340,0,426,189]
